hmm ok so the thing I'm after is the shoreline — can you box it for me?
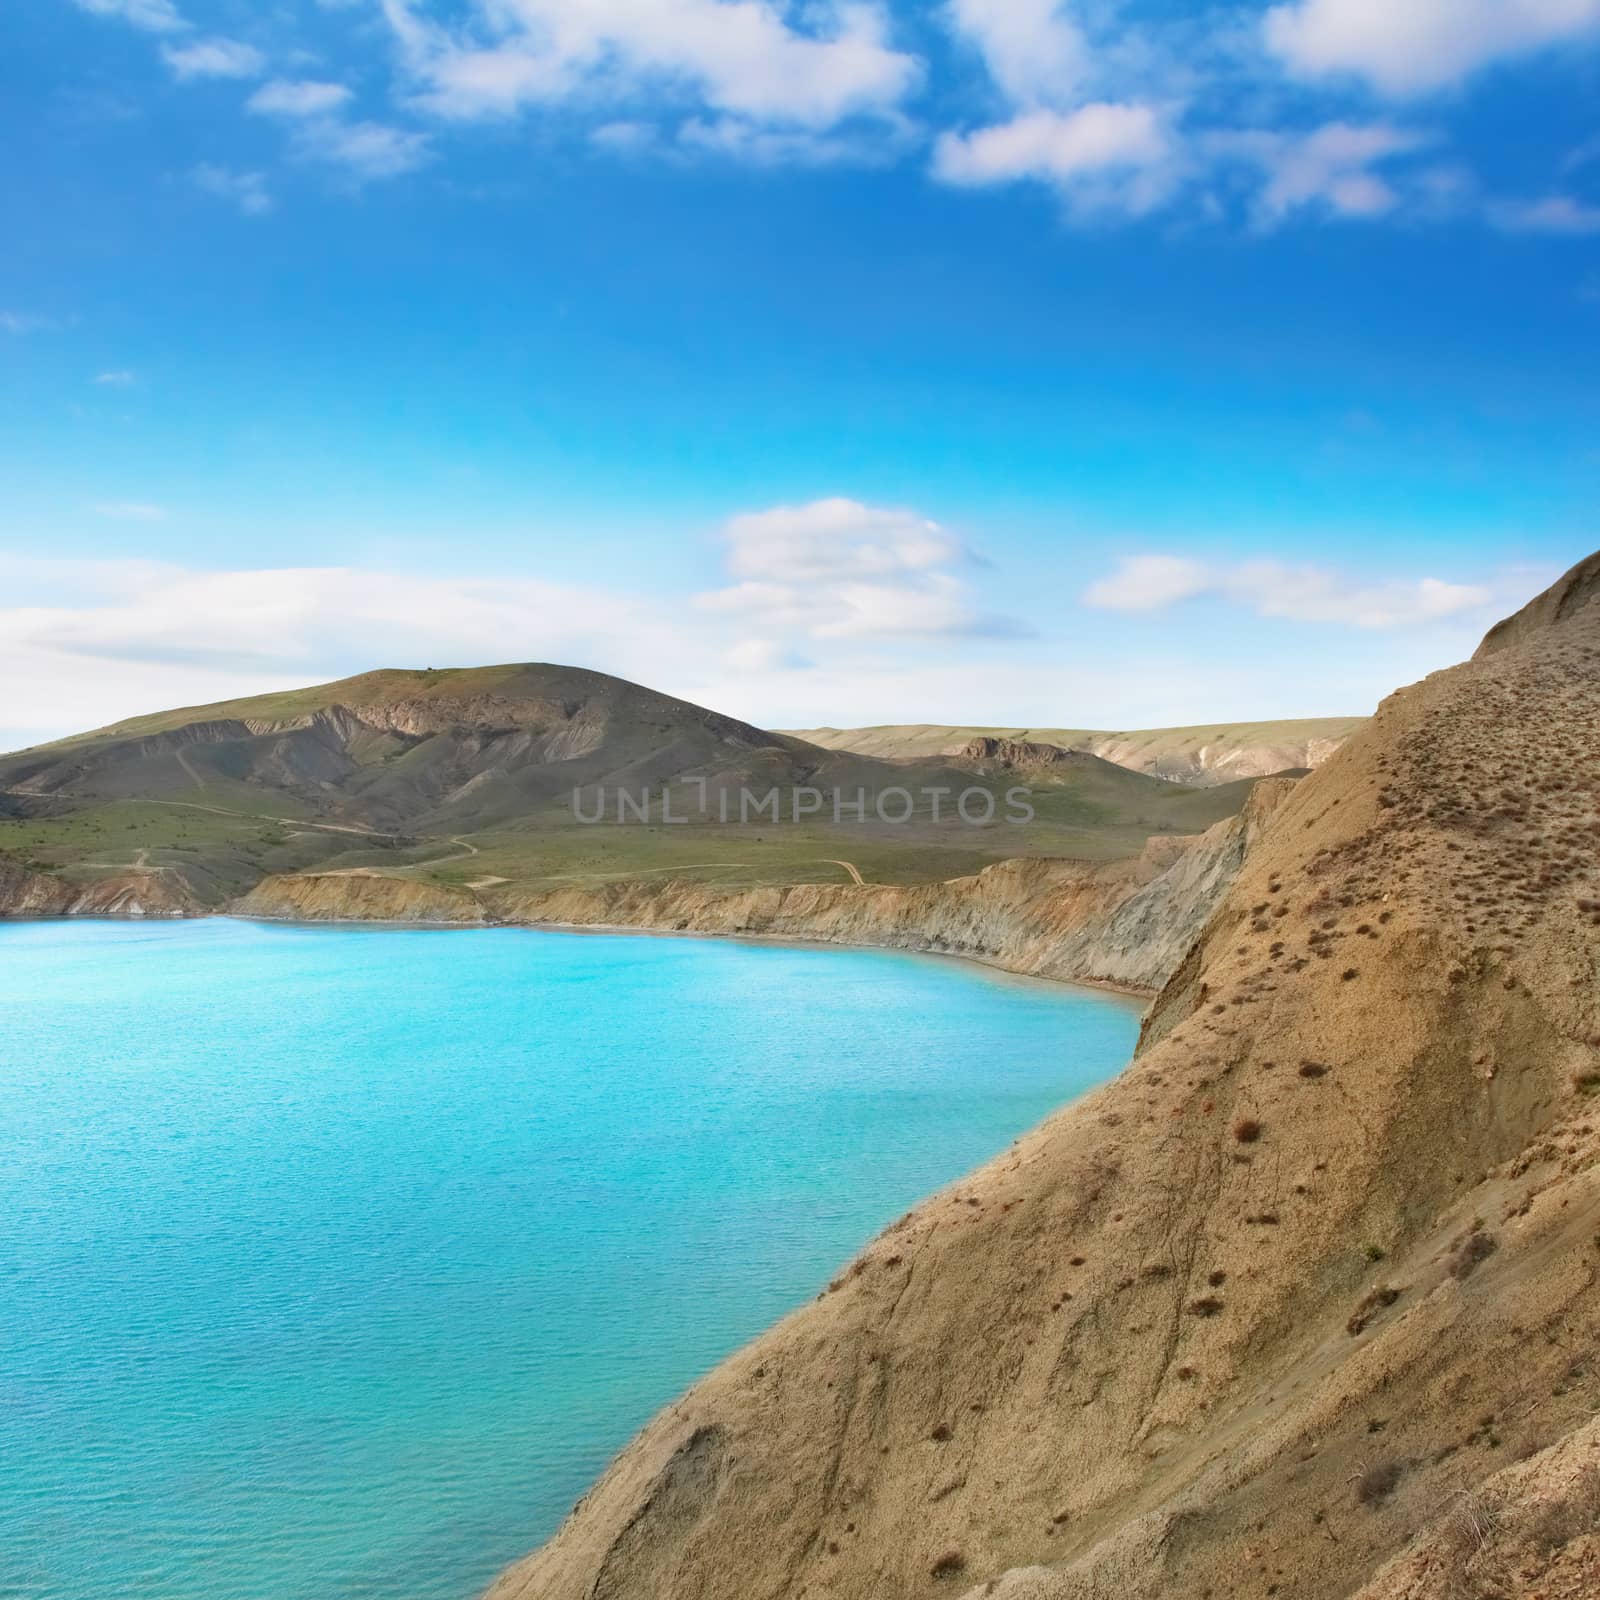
[2,903,1155,1005]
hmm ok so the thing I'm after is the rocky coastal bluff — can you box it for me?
[483,552,1600,1600]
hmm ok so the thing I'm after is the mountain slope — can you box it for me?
[784,717,1364,785]
[488,552,1600,1600]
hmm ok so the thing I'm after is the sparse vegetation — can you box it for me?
[1355,1460,1403,1506]
[1347,1285,1403,1336]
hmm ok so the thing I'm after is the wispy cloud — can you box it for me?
[161,37,264,80]
[192,163,273,215]
[0,311,55,335]
[1085,554,1498,629]
[73,0,186,34]
[1488,193,1600,235]
[289,118,431,180]
[93,502,166,521]
[93,369,135,386]
[247,79,353,118]
[1213,122,1434,225]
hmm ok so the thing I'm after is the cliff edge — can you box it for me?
[485,551,1600,1600]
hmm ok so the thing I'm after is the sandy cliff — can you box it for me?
[485,552,1600,1600]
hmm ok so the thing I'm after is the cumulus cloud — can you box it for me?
[161,37,265,80]
[696,497,1026,640]
[1264,0,1600,96]
[247,79,354,117]
[380,0,919,135]
[1085,553,1495,628]
[945,0,1088,109]
[934,102,1168,185]
[192,163,272,214]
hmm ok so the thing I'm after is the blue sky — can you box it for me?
[2,0,1598,749]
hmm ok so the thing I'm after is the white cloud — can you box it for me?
[1214,121,1431,223]
[93,502,166,521]
[93,369,135,386]
[192,164,273,214]
[247,79,354,117]
[380,0,919,135]
[290,119,431,180]
[677,115,903,166]
[1265,0,1600,96]
[161,37,265,80]
[1083,555,1210,612]
[73,0,186,33]
[591,119,658,152]
[1488,193,1600,234]
[722,497,966,583]
[932,102,1174,209]
[1085,553,1495,628]
[946,0,1088,109]
[696,497,1025,640]
[0,312,53,335]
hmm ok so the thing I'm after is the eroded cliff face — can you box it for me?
[0,859,197,918]
[231,873,490,924]
[483,554,1600,1600]
[225,778,1296,995]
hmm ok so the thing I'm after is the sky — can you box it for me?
[2,0,1598,751]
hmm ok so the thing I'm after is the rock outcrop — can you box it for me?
[0,858,197,918]
[485,551,1600,1600]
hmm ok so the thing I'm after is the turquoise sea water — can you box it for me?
[0,918,1139,1600]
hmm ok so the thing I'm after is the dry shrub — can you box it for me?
[1449,1231,1498,1281]
[1355,1460,1403,1506]
[1233,1117,1263,1144]
[1347,1284,1403,1336]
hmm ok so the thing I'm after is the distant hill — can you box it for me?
[0,664,1275,907]
[782,716,1365,785]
